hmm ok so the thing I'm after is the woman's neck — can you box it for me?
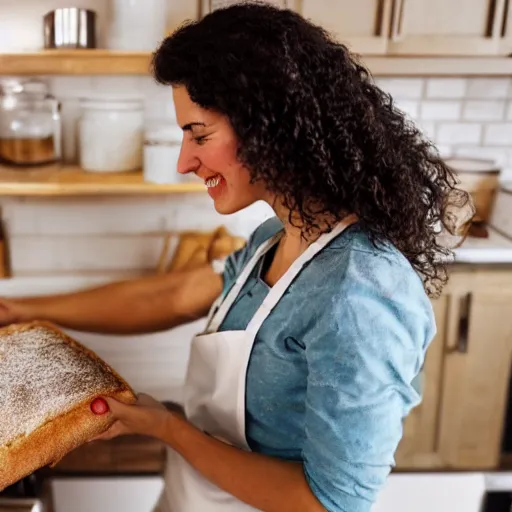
[269,197,330,252]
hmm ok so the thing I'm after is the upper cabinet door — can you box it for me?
[300,0,393,55]
[388,0,508,55]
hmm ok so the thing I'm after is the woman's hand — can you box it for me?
[0,298,31,326]
[90,393,169,441]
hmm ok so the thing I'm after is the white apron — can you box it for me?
[157,216,356,512]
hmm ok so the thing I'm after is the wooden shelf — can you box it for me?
[1,50,512,76]
[0,165,205,196]
[0,50,152,75]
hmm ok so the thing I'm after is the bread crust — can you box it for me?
[0,320,137,491]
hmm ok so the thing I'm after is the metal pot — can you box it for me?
[43,8,97,49]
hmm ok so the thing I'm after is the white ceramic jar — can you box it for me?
[143,125,183,184]
[107,0,168,51]
[79,97,144,173]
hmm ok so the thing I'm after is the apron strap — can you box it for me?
[245,215,357,336]
[206,231,283,333]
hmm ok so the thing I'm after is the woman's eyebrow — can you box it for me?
[181,122,207,131]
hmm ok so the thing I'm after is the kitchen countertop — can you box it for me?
[46,435,167,477]
[454,226,512,264]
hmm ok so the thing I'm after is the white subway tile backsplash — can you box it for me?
[375,78,424,99]
[396,100,419,119]
[463,101,506,121]
[9,235,166,274]
[484,124,512,146]
[426,79,467,99]
[507,102,512,120]
[435,145,453,158]
[436,123,482,145]
[2,196,173,235]
[168,196,274,238]
[466,78,511,99]
[2,193,273,242]
[68,321,202,400]
[420,101,461,120]
[49,77,94,98]
[417,121,436,140]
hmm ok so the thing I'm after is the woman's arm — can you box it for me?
[161,412,326,512]
[94,394,326,512]
[0,265,223,335]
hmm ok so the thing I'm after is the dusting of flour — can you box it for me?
[0,326,119,446]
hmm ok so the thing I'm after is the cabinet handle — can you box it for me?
[377,0,393,37]
[391,0,405,41]
[456,293,472,354]
[501,0,510,37]
[489,0,508,39]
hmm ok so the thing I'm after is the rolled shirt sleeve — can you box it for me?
[302,249,435,512]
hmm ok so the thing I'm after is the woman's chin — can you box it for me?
[212,200,242,215]
[211,195,254,215]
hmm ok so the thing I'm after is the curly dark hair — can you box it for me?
[151,1,473,297]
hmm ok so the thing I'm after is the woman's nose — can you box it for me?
[177,142,200,175]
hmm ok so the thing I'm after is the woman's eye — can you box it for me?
[194,136,209,145]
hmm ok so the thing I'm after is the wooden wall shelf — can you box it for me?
[0,165,205,196]
[1,50,512,76]
[0,50,152,75]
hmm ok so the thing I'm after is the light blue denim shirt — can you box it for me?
[219,217,435,512]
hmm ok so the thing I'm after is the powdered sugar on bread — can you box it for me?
[0,322,128,448]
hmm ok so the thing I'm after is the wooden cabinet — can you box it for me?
[396,266,512,470]
[387,0,508,56]
[394,295,447,469]
[298,0,510,57]
[300,0,393,54]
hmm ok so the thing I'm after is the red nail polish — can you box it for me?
[91,398,109,415]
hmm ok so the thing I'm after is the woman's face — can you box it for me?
[173,86,268,214]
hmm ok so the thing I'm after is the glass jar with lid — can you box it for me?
[0,79,62,167]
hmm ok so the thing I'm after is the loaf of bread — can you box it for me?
[0,321,137,491]
[161,226,247,274]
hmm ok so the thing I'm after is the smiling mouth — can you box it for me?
[205,175,222,188]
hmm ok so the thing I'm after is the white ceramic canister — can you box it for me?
[107,0,168,51]
[79,97,144,173]
[143,124,183,184]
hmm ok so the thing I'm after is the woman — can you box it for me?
[1,3,473,511]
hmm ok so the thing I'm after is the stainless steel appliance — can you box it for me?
[43,8,97,49]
